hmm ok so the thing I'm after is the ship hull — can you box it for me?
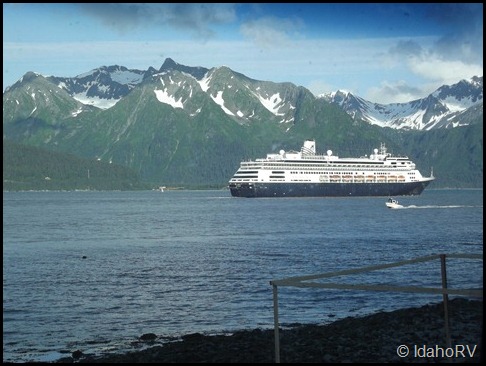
[229,180,433,198]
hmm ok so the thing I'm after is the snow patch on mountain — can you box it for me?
[49,66,146,110]
[71,107,84,117]
[72,91,120,109]
[198,75,211,92]
[257,92,286,116]
[110,70,144,85]
[75,69,98,79]
[439,95,476,111]
[154,88,184,109]
[211,91,234,116]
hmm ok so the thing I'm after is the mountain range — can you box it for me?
[2,58,483,189]
[321,76,483,130]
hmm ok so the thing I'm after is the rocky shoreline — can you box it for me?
[62,298,482,363]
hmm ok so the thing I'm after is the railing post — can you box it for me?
[440,254,451,350]
[272,283,280,363]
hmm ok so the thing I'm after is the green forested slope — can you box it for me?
[3,139,151,191]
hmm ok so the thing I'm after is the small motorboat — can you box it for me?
[386,198,403,209]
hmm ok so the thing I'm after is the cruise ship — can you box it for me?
[228,140,435,198]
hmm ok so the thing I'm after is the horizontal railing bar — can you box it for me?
[275,282,483,297]
[270,253,483,286]
[270,254,440,285]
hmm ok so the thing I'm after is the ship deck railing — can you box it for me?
[269,253,483,363]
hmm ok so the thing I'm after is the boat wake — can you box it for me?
[394,205,481,209]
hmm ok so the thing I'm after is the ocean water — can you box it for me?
[3,189,483,362]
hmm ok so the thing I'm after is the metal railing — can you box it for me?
[269,253,483,363]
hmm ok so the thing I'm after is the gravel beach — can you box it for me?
[62,297,482,363]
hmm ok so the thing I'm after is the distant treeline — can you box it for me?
[3,139,151,191]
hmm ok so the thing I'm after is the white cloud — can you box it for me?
[374,34,483,103]
[407,55,483,85]
[368,80,425,104]
[240,16,304,48]
[79,3,237,39]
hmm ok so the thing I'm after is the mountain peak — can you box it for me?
[159,58,209,80]
[5,72,44,92]
[22,71,42,80]
[160,58,179,69]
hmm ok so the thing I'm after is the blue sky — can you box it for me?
[3,3,483,103]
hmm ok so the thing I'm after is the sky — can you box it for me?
[3,3,483,104]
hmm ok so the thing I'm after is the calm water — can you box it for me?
[3,189,483,362]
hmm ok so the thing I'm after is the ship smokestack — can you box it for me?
[302,140,316,155]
